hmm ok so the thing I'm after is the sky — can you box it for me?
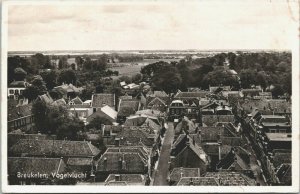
[5,0,299,51]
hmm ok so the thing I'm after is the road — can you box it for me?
[152,122,175,185]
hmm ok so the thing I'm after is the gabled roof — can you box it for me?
[8,157,66,175]
[67,157,93,166]
[101,105,118,120]
[9,139,101,157]
[69,96,83,105]
[97,152,147,173]
[110,127,155,147]
[106,146,149,161]
[174,91,208,99]
[205,171,256,186]
[267,100,291,114]
[153,91,168,97]
[91,93,115,108]
[105,174,145,185]
[197,126,224,142]
[177,177,219,186]
[202,115,235,127]
[169,168,200,185]
[124,114,160,127]
[135,109,165,118]
[8,81,29,88]
[8,104,33,121]
[118,100,140,117]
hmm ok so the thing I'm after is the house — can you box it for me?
[241,89,262,98]
[66,157,94,175]
[201,101,232,115]
[146,97,169,112]
[36,93,54,104]
[68,96,83,105]
[135,109,166,118]
[86,105,118,124]
[69,104,93,124]
[104,174,147,186]
[8,133,56,147]
[176,177,219,186]
[168,100,186,122]
[174,91,209,100]
[201,115,235,127]
[170,134,209,175]
[254,92,272,100]
[168,167,201,185]
[106,127,157,148]
[96,146,149,181]
[7,103,34,133]
[53,83,83,99]
[124,114,161,127]
[174,117,197,135]
[8,157,66,185]
[209,86,231,93]
[91,93,116,111]
[204,171,256,186]
[117,99,141,123]
[264,133,291,151]
[8,81,29,100]
[9,139,101,159]
[146,90,168,98]
[258,115,291,133]
[267,99,291,116]
[83,100,92,106]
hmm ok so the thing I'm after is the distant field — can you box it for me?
[109,58,181,77]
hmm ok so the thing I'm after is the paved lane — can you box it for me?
[153,122,175,185]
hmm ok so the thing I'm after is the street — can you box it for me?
[152,122,175,185]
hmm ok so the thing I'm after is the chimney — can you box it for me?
[103,157,107,170]
[115,138,120,147]
[115,174,121,181]
[118,157,122,171]
[189,178,194,186]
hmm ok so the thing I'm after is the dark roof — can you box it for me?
[177,177,219,186]
[67,157,93,166]
[97,152,147,173]
[197,126,224,142]
[267,100,291,114]
[8,104,33,121]
[69,96,83,105]
[272,151,291,168]
[276,164,291,185]
[92,93,115,108]
[106,146,149,161]
[205,171,256,186]
[241,89,261,96]
[8,81,28,88]
[9,139,101,157]
[147,97,168,107]
[239,99,272,114]
[8,157,66,175]
[118,100,140,117]
[169,168,200,185]
[104,125,123,134]
[174,91,208,99]
[105,174,145,185]
[8,133,57,147]
[108,127,155,147]
[202,115,235,127]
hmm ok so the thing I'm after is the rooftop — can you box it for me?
[91,93,115,108]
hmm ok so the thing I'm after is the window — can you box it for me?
[279,129,286,133]
[15,90,19,95]
[81,112,86,117]
[9,89,14,94]
[20,90,24,95]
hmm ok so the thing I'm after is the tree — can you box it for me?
[58,56,68,69]
[58,69,77,84]
[239,69,257,89]
[80,85,95,101]
[14,67,27,81]
[40,70,58,90]
[271,84,284,98]
[132,73,142,83]
[23,76,47,101]
[56,117,84,140]
[87,116,112,130]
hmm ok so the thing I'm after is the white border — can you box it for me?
[1,0,299,193]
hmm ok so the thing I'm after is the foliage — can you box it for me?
[58,69,77,84]
[14,67,27,81]
[86,116,112,130]
[40,70,58,90]
[23,76,47,101]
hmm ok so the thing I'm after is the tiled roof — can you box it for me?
[8,104,33,121]
[124,115,160,127]
[174,91,208,99]
[135,109,165,118]
[202,115,235,127]
[69,104,92,109]
[108,127,155,147]
[205,171,256,186]
[8,81,28,88]
[8,133,56,147]
[67,157,93,166]
[174,117,197,134]
[267,100,291,114]
[106,146,149,161]
[169,168,200,185]
[197,126,224,142]
[118,100,140,117]
[239,99,271,114]
[8,157,66,175]
[153,91,168,97]
[9,139,101,157]
[104,125,123,134]
[97,152,147,173]
[52,98,67,106]
[91,93,115,108]
[105,174,145,185]
[177,177,219,186]
[272,151,291,168]
[69,96,83,105]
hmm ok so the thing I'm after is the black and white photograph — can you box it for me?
[1,0,299,193]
